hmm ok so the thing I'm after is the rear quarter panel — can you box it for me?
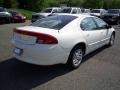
[58,18,87,53]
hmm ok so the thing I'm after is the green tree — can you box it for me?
[3,0,12,8]
[0,0,4,7]
[11,0,18,8]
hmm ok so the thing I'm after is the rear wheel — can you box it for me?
[66,46,83,69]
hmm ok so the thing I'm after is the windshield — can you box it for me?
[0,8,6,12]
[31,15,77,30]
[108,10,119,14]
[41,8,52,13]
[9,11,19,16]
[91,10,100,13]
[59,8,72,13]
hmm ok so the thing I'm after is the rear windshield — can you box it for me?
[91,10,100,13]
[108,10,119,14]
[31,15,77,30]
[9,11,19,16]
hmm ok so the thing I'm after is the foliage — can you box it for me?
[1,0,120,11]
[0,0,3,7]
[11,8,34,19]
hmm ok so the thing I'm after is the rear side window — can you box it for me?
[31,15,77,30]
[80,17,97,30]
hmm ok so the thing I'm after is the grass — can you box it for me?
[10,8,35,20]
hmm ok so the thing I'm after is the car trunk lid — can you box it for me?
[13,26,59,45]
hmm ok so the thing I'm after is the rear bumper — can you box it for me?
[12,40,69,65]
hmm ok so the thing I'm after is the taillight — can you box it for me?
[14,28,58,44]
[36,33,58,44]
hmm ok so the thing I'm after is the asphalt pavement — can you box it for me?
[0,21,120,90]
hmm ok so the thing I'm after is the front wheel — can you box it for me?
[108,34,115,46]
[117,20,120,26]
[66,46,83,69]
[5,17,11,24]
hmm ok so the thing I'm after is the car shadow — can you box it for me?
[82,45,109,63]
[0,58,71,90]
[0,46,109,90]
[0,22,10,25]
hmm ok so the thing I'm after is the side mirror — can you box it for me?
[105,24,112,29]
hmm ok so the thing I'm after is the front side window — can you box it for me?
[93,17,107,29]
[31,15,77,30]
[80,17,97,30]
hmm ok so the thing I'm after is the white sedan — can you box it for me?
[12,14,115,69]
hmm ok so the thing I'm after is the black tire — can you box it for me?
[66,46,84,69]
[108,33,115,46]
[5,17,11,24]
[117,20,120,26]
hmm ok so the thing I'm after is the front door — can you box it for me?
[80,17,103,53]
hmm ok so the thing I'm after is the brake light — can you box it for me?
[36,33,58,44]
[14,29,58,44]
